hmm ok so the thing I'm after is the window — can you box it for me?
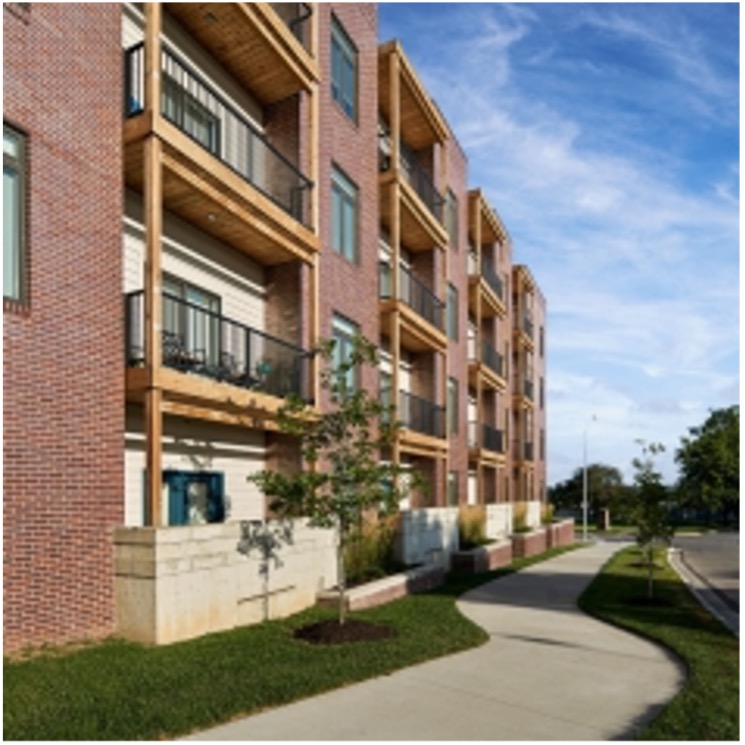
[539,376,545,409]
[444,189,458,249]
[446,283,459,341]
[331,17,357,120]
[332,313,359,391]
[447,377,459,435]
[540,428,546,460]
[162,470,225,526]
[331,165,358,262]
[4,124,26,302]
[447,470,459,507]
[162,75,220,155]
[162,275,221,366]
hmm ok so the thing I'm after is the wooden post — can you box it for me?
[143,4,163,527]
[308,7,319,234]
[309,254,320,405]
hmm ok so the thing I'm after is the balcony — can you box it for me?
[399,390,445,440]
[468,421,505,457]
[378,127,448,251]
[468,337,506,390]
[125,291,312,421]
[123,43,318,266]
[468,254,506,318]
[166,3,318,105]
[513,440,535,463]
[513,308,535,348]
[379,262,447,353]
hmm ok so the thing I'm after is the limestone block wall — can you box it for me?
[485,503,514,540]
[526,500,542,529]
[114,520,337,645]
[394,507,459,568]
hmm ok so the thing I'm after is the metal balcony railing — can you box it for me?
[269,2,313,49]
[524,378,534,401]
[482,339,504,379]
[379,262,445,332]
[378,128,444,223]
[123,43,313,226]
[399,390,445,439]
[482,257,504,301]
[468,422,505,453]
[512,439,535,462]
[125,290,312,402]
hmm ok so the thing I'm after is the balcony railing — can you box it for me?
[482,339,504,379]
[269,2,313,49]
[515,309,534,339]
[123,43,313,226]
[379,262,445,332]
[125,290,312,402]
[378,128,444,222]
[399,390,445,439]
[482,257,504,301]
[524,378,534,401]
[513,440,535,462]
[468,422,504,453]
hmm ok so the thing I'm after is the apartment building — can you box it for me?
[3,2,547,652]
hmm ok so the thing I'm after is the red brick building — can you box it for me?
[3,2,547,652]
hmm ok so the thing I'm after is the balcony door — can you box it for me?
[163,274,221,367]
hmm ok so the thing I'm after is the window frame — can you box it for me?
[330,16,358,121]
[446,283,459,341]
[4,122,27,305]
[445,188,458,250]
[331,312,359,392]
[331,163,359,263]
[447,376,459,435]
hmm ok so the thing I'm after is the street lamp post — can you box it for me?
[582,416,596,542]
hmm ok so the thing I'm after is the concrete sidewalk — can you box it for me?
[185,541,685,741]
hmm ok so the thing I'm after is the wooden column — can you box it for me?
[308,7,319,234]
[309,254,320,405]
[144,4,163,526]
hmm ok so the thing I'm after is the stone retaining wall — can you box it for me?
[114,520,337,645]
[451,539,513,574]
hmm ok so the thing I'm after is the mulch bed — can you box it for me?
[293,619,397,645]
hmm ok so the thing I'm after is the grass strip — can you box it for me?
[578,546,739,741]
[4,543,579,741]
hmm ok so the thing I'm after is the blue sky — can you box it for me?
[378,2,740,486]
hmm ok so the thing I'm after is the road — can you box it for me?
[670,531,739,634]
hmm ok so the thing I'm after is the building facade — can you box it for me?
[3,2,547,653]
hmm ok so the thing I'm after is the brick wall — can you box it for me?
[316,4,380,404]
[444,136,470,503]
[3,4,124,652]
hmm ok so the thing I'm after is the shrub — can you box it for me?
[458,505,488,550]
[512,502,530,533]
[541,503,554,525]
[345,514,402,586]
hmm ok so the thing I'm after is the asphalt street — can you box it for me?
[670,530,739,635]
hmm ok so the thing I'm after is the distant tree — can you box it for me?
[249,334,416,625]
[675,406,739,523]
[631,441,674,599]
[548,463,627,520]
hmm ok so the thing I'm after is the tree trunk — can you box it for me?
[646,545,654,599]
[337,532,346,625]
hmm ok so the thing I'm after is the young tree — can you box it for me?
[675,406,739,523]
[631,441,674,599]
[249,334,414,625]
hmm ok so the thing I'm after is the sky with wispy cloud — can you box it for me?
[379,2,739,485]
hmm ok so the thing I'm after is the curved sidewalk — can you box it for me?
[185,540,685,741]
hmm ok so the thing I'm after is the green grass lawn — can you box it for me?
[4,544,578,741]
[578,546,739,741]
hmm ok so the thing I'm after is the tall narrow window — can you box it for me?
[331,165,358,262]
[447,470,459,507]
[331,17,357,120]
[4,124,26,302]
[447,377,459,435]
[332,313,359,391]
[446,283,459,341]
[445,188,458,249]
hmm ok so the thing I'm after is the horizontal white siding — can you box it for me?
[125,407,267,526]
[123,191,266,332]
